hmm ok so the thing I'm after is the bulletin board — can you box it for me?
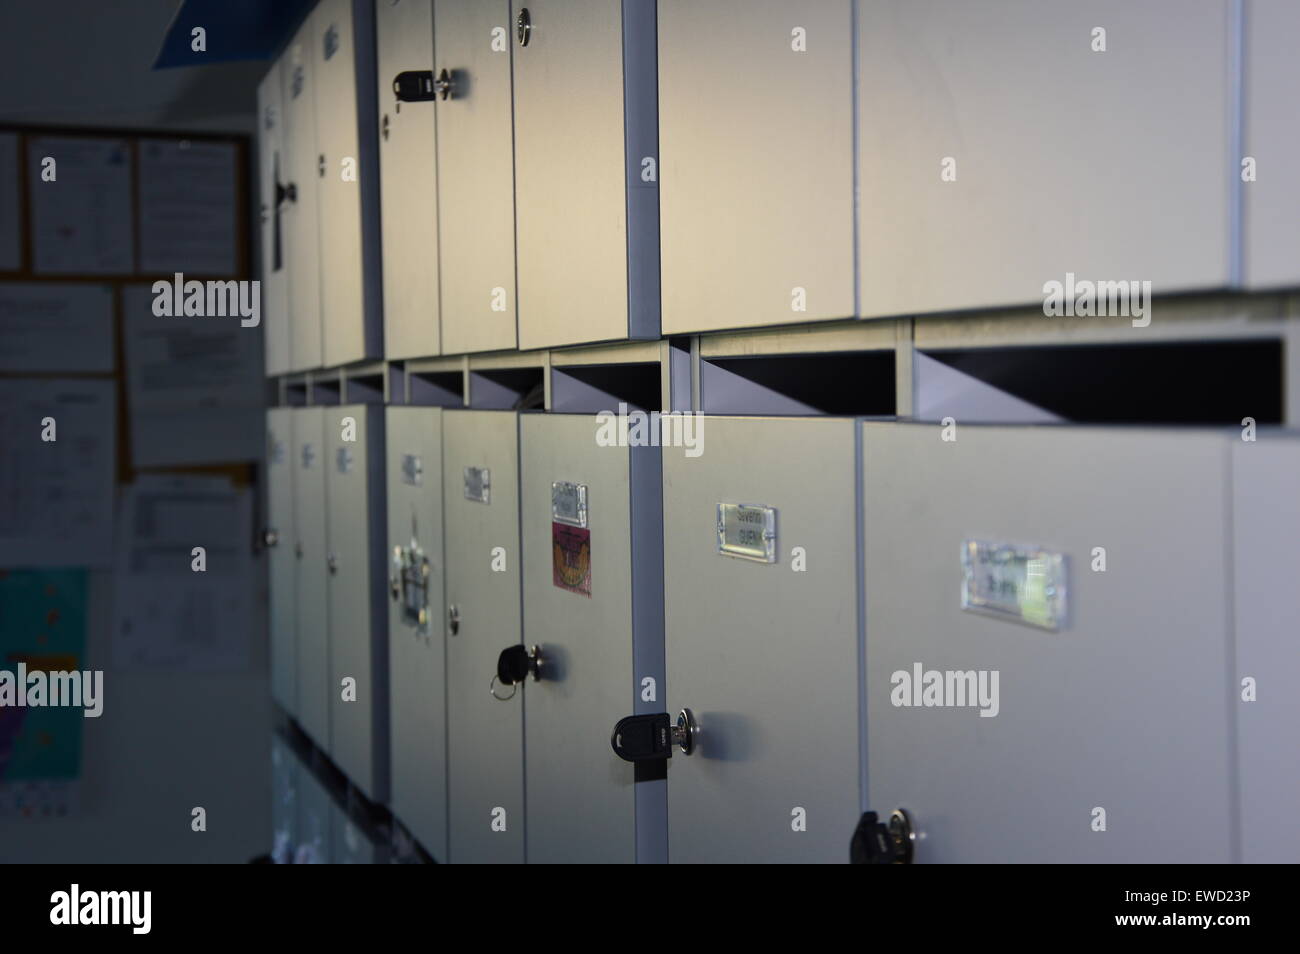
[0,125,261,816]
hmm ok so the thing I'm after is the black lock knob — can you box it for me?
[611,713,672,762]
[611,709,697,763]
[490,644,541,700]
[392,70,436,102]
[850,809,914,864]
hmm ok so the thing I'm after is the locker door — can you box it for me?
[519,414,665,862]
[443,410,525,863]
[1231,439,1300,862]
[384,406,447,859]
[1242,0,1300,288]
[858,0,1232,318]
[435,0,518,355]
[292,407,331,751]
[326,404,389,803]
[658,1,854,334]
[377,0,440,359]
[258,63,291,375]
[283,26,323,371]
[267,408,297,716]
[660,418,862,862]
[315,0,382,367]
[511,0,659,349]
[861,424,1233,862]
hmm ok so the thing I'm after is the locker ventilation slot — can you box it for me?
[312,378,341,406]
[921,340,1283,425]
[552,363,661,413]
[470,368,545,410]
[408,371,464,408]
[701,352,895,416]
[284,382,308,407]
[344,372,385,404]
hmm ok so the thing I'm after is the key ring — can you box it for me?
[489,674,517,701]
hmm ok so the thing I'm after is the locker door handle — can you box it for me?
[849,810,914,864]
[318,154,326,178]
[516,8,531,47]
[262,528,279,548]
[327,553,339,575]
[447,604,460,636]
[275,181,297,207]
[610,709,697,762]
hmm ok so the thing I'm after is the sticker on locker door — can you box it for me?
[960,540,1067,631]
[552,524,591,597]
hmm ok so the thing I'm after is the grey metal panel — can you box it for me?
[1231,438,1300,863]
[316,0,383,367]
[292,407,331,750]
[512,0,659,349]
[435,0,518,355]
[384,406,448,859]
[283,24,324,371]
[519,414,663,862]
[377,0,440,359]
[857,0,1233,318]
[1242,0,1300,288]
[659,1,854,334]
[861,423,1233,862]
[443,410,525,863]
[663,417,861,862]
[267,408,298,716]
[258,63,291,375]
[326,404,389,803]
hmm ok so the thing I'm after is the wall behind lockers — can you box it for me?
[0,1,270,862]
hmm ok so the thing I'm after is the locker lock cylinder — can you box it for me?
[490,644,543,701]
[849,810,915,865]
[610,709,699,762]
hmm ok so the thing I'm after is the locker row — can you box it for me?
[258,0,1300,376]
[264,405,1298,862]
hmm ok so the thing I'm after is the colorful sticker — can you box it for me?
[552,523,591,597]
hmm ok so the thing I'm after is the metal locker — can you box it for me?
[292,407,331,751]
[283,23,324,372]
[266,408,298,717]
[270,735,298,864]
[1231,438,1300,863]
[654,417,862,862]
[860,423,1234,863]
[1242,0,1300,288]
[658,1,854,335]
[377,0,440,360]
[857,0,1233,318]
[258,63,291,375]
[384,406,447,859]
[435,0,518,355]
[518,414,666,862]
[314,0,383,367]
[325,404,389,804]
[511,0,659,350]
[443,410,525,863]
